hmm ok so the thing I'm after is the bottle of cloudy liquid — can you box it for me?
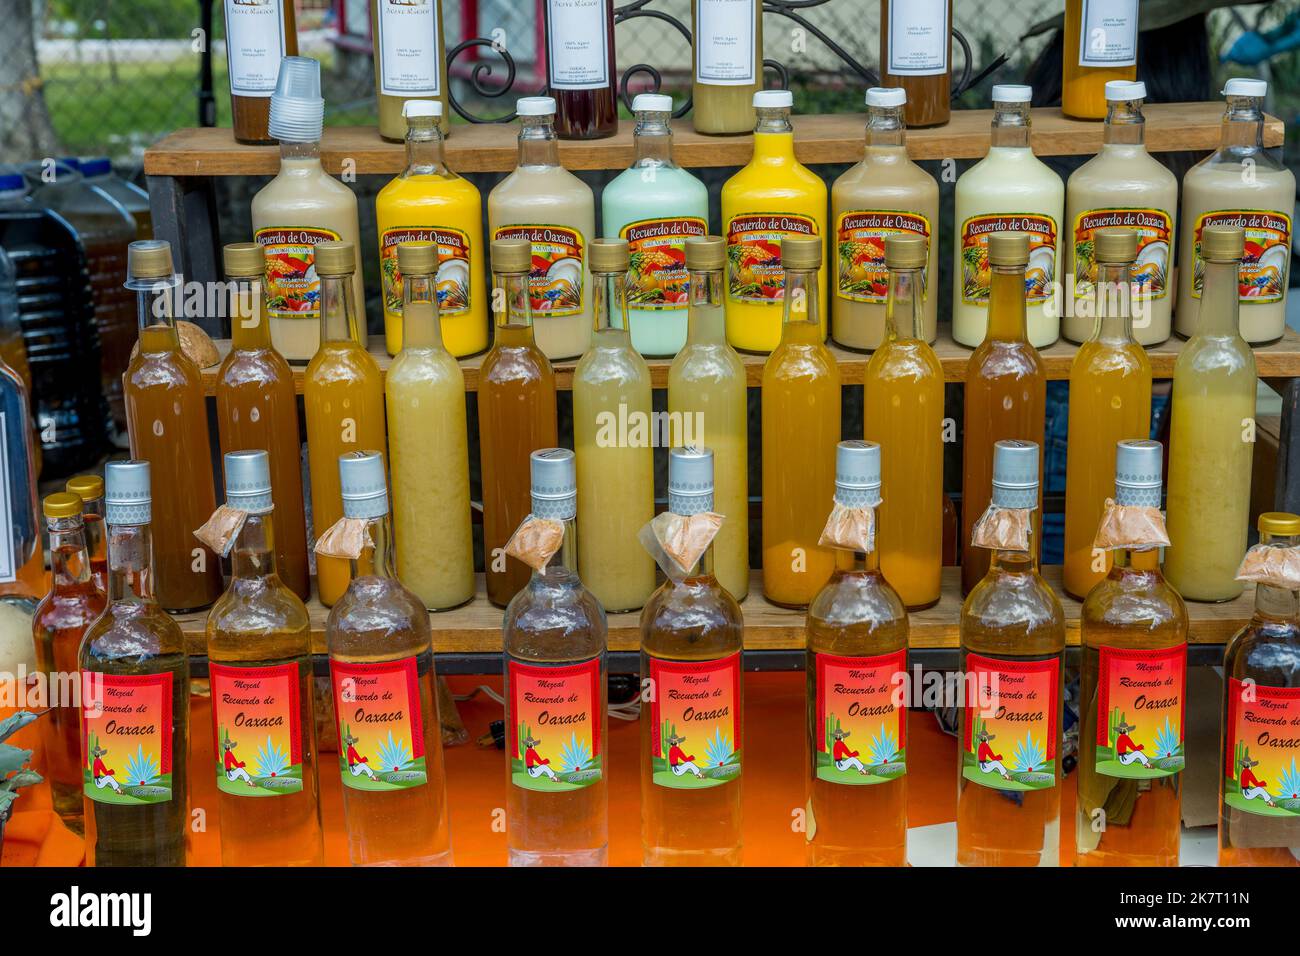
[878,0,952,128]
[691,0,762,134]
[371,0,450,141]
[223,0,298,144]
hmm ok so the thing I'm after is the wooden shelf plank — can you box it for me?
[143,102,1282,177]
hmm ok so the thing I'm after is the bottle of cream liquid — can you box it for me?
[371,0,450,141]
[691,0,762,134]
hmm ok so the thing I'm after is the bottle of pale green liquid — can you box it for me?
[601,94,709,357]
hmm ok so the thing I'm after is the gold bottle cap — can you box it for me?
[127,239,174,279]
[1200,224,1244,262]
[313,241,356,277]
[885,234,927,269]
[986,232,1030,267]
[44,491,83,519]
[589,238,629,274]
[1259,512,1300,536]
[222,242,265,278]
[396,240,438,276]
[491,238,532,274]
[1093,228,1139,264]
[685,235,726,271]
[66,474,104,501]
[781,235,822,270]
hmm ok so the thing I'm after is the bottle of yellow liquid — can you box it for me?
[762,235,839,608]
[721,90,827,353]
[375,100,486,358]
[385,241,474,611]
[1062,0,1138,121]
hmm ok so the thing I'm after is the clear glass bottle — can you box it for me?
[223,0,298,143]
[879,0,952,128]
[371,0,449,141]
[66,474,108,595]
[543,0,618,139]
[1062,0,1138,120]
[691,0,762,134]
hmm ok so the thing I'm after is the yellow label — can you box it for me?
[254,226,341,320]
[379,226,471,317]
[621,216,706,312]
[1191,209,1291,305]
[835,210,930,304]
[958,212,1057,306]
[725,212,817,305]
[1072,207,1171,302]
[492,224,585,317]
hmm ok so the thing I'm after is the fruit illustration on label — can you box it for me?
[493,224,585,317]
[255,226,342,319]
[1191,210,1292,304]
[622,216,706,312]
[836,211,930,304]
[725,213,816,304]
[959,213,1057,306]
[1072,208,1171,301]
[379,226,471,317]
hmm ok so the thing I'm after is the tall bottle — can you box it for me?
[961,232,1046,595]
[222,0,298,144]
[33,492,105,823]
[865,234,943,609]
[385,241,474,610]
[0,334,40,600]
[1165,225,1256,602]
[1062,0,1138,121]
[372,0,450,141]
[215,242,311,601]
[691,0,762,134]
[543,0,618,139]
[504,448,608,865]
[722,90,828,353]
[1064,81,1178,345]
[957,440,1064,867]
[251,57,366,364]
[1062,229,1152,599]
[79,461,190,867]
[325,451,452,866]
[488,97,595,361]
[641,447,744,865]
[1078,440,1187,866]
[123,240,223,613]
[668,236,749,600]
[1178,79,1295,343]
[601,93,709,357]
[204,451,323,867]
[832,87,939,351]
[480,239,559,608]
[952,85,1064,348]
[878,0,952,128]
[66,474,108,594]
[806,441,908,866]
[1219,512,1300,867]
[574,240,655,612]
[375,100,486,357]
[303,241,386,608]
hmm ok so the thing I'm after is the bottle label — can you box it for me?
[330,656,429,791]
[1190,210,1292,305]
[224,0,288,97]
[0,410,15,583]
[1224,679,1300,818]
[82,672,175,805]
[376,0,442,96]
[695,0,758,85]
[725,212,818,305]
[546,0,610,90]
[1078,0,1139,68]
[887,0,949,76]
[813,650,907,786]
[648,652,742,789]
[507,657,603,791]
[379,226,471,318]
[959,212,1057,307]
[1072,207,1172,303]
[835,210,931,304]
[1095,643,1186,779]
[492,224,585,317]
[209,661,306,798]
[621,216,707,312]
[962,653,1060,792]
[254,226,343,321]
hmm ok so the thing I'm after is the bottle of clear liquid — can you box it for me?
[503,448,609,866]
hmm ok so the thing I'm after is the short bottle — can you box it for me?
[1062,0,1138,120]
[66,474,107,594]
[542,0,618,139]
[878,0,953,128]
[371,0,450,141]
[222,0,298,144]
[691,0,762,134]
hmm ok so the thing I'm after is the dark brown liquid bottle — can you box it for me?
[224,0,299,144]
[879,0,952,128]
[544,0,618,139]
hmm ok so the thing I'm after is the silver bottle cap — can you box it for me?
[1114,439,1163,508]
[668,446,714,515]
[105,460,151,526]
[991,440,1039,509]
[835,440,881,507]
[223,450,274,513]
[338,451,388,520]
[530,448,577,521]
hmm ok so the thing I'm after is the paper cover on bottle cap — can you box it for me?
[685,236,726,271]
[105,460,151,525]
[491,238,532,274]
[753,89,793,109]
[66,474,104,501]
[1259,512,1300,536]
[986,232,1030,266]
[992,84,1032,103]
[127,239,174,280]
[1201,225,1244,262]
[834,440,881,507]
[530,448,577,520]
[223,450,274,513]
[1105,80,1145,101]
[403,99,442,119]
[1093,228,1139,264]
[396,240,438,275]
[589,238,629,274]
[632,93,673,113]
[44,492,83,520]
[885,233,927,269]
[781,235,822,270]
[268,56,325,143]
[1113,439,1163,507]
[866,87,907,108]
[223,242,265,278]
[338,451,388,520]
[991,440,1038,509]
[313,241,355,276]
[516,96,556,116]
[668,446,714,515]
[1223,78,1268,98]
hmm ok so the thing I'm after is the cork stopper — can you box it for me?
[1201,225,1244,262]
[127,239,174,280]
[43,492,83,520]
[313,241,355,277]
[338,451,388,520]
[1093,228,1139,265]
[885,234,926,270]
[223,450,274,513]
[589,238,629,275]
[986,232,1030,267]
[530,448,577,521]
[491,238,532,275]
[668,446,714,516]
[222,242,265,278]
[834,440,881,508]
[781,235,822,270]
[1259,512,1300,537]
[686,236,726,271]
[396,240,438,276]
[991,440,1039,509]
[66,474,104,502]
[105,460,151,526]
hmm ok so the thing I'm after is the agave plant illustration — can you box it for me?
[1153,717,1182,759]
[255,736,290,778]
[702,728,736,768]
[1011,732,1046,773]
[1276,758,1300,800]
[558,733,593,774]
[867,725,900,766]
[376,732,413,773]
[125,745,161,787]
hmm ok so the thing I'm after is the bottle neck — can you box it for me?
[405,123,449,175]
[833,503,881,573]
[518,116,561,167]
[633,114,675,167]
[279,139,323,168]
[884,265,925,341]
[686,266,727,345]
[781,266,820,329]
[591,269,632,344]
[1220,95,1266,154]
[49,515,93,589]
[231,512,278,582]
[989,516,1038,575]
[229,275,271,350]
[352,513,397,581]
[106,522,157,606]
[402,271,444,350]
[1103,99,1146,147]
[1254,532,1300,621]
[1198,258,1242,337]
[320,272,360,343]
[493,269,535,334]
[1090,261,1136,344]
[134,281,179,352]
[865,105,906,150]
[753,107,795,160]
[990,103,1031,150]
[986,264,1029,341]
[542,516,579,576]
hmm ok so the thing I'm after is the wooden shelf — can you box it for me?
[143,102,1282,178]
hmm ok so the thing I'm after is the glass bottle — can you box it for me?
[480,238,559,608]
[641,447,745,866]
[865,234,943,609]
[66,474,108,594]
[574,240,655,613]
[1165,225,1256,602]
[205,451,323,867]
[371,0,450,141]
[878,0,952,128]
[957,440,1064,867]
[503,449,609,865]
[79,461,191,867]
[1062,0,1138,121]
[691,0,762,134]
[223,0,298,144]
[1078,440,1188,867]
[543,0,617,139]
[0,338,40,601]
[806,441,908,866]
[326,451,452,866]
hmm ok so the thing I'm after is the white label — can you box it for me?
[1078,0,1138,67]
[0,412,14,583]
[887,0,949,76]
[695,0,757,85]
[377,0,442,96]
[224,0,288,97]
[546,0,610,90]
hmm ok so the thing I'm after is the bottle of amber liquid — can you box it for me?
[215,242,311,601]
[957,440,1064,867]
[806,441,909,866]
[543,0,618,139]
[80,461,190,867]
[481,238,559,608]
[66,474,108,594]
[1062,0,1138,121]
[325,450,453,866]
[879,0,952,128]
[205,451,323,867]
[1078,440,1187,867]
[123,240,223,613]
[223,0,298,143]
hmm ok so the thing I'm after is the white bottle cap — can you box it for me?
[1105,80,1145,101]
[403,99,443,119]
[267,56,325,143]
[992,84,1033,103]
[1223,78,1268,98]
[632,93,673,113]
[753,89,794,109]
[865,87,907,108]
[516,96,557,117]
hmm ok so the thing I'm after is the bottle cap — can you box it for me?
[66,474,104,501]
[753,89,793,109]
[685,235,726,271]
[491,237,533,274]
[834,440,881,507]
[1201,225,1244,262]
[1093,228,1139,264]
[44,492,83,520]
[589,238,629,274]
[1259,512,1300,536]
[338,451,389,520]
[1105,80,1145,101]
[992,84,1033,103]
[991,440,1038,509]
[223,450,274,513]
[885,233,927,269]
[268,56,325,143]
[1113,439,1163,507]
[403,99,443,120]
[105,460,151,525]
[516,96,556,117]
[530,448,577,521]
[668,446,714,515]
[223,242,265,278]
[313,241,356,277]
[396,240,438,275]
[127,239,174,280]
[632,93,673,113]
[781,235,822,270]
[1223,78,1268,98]
[986,232,1029,267]
[865,87,907,108]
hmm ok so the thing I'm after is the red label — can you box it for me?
[813,650,907,785]
[959,212,1057,305]
[1072,207,1172,302]
[963,653,1060,792]
[507,657,603,791]
[648,653,742,789]
[82,672,175,805]
[725,212,819,304]
[1192,210,1292,304]
[254,225,341,320]
[1224,679,1300,818]
[835,210,931,304]
[492,223,585,316]
[621,216,706,312]
[209,661,306,797]
[1095,643,1186,779]
[330,656,429,791]
[379,225,472,317]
